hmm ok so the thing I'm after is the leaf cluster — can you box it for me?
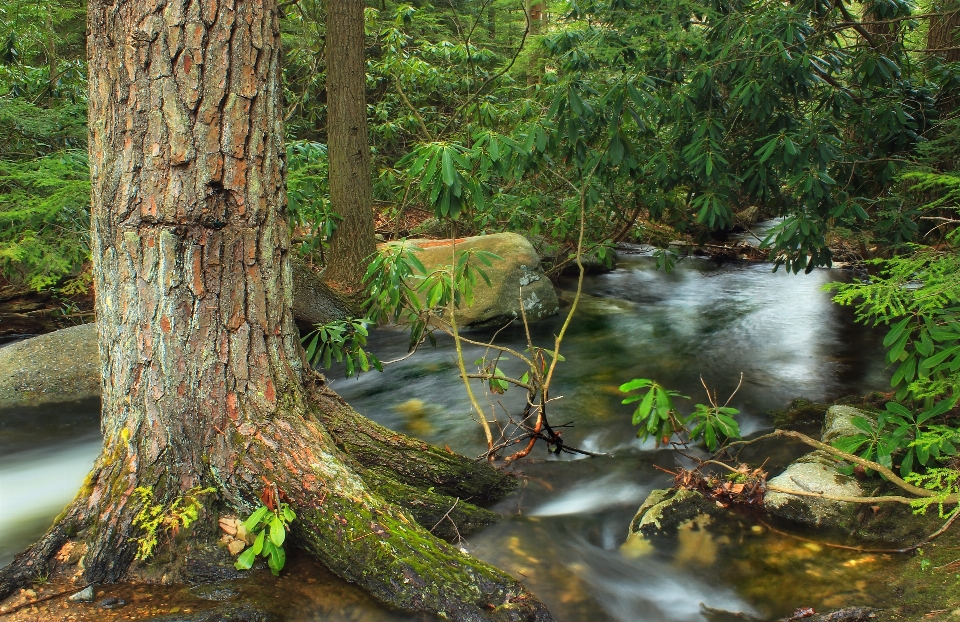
[234,504,296,576]
[619,378,742,451]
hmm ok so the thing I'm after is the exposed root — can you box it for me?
[1,386,551,621]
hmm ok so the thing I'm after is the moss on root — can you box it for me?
[296,495,550,621]
[360,466,501,541]
[316,394,517,503]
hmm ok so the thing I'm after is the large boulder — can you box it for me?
[763,405,876,530]
[764,405,942,542]
[0,258,352,409]
[0,322,100,408]
[406,233,559,328]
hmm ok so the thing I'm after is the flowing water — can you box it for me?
[0,251,906,621]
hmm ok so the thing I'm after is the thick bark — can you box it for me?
[0,0,553,620]
[324,0,376,295]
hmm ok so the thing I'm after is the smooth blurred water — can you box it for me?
[0,252,895,620]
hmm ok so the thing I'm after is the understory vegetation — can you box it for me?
[3,0,960,516]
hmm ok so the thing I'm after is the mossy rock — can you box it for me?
[406,233,560,328]
[626,488,722,540]
[764,451,868,531]
[525,235,617,276]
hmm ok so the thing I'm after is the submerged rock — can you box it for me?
[147,603,278,622]
[405,233,560,328]
[98,597,126,609]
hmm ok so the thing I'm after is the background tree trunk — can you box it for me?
[324,0,376,296]
[0,1,553,619]
[929,1,960,62]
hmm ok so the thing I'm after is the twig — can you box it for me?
[765,484,916,505]
[394,75,434,141]
[438,0,530,138]
[724,372,744,407]
[430,498,460,533]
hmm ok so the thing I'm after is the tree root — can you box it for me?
[314,387,518,503]
[0,382,549,621]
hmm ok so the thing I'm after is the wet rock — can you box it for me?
[68,586,94,602]
[777,607,877,622]
[98,597,126,609]
[763,406,877,530]
[768,398,829,428]
[763,452,866,530]
[763,406,941,542]
[405,233,559,328]
[526,235,617,276]
[821,405,872,444]
[627,489,723,539]
[148,603,278,622]
[226,539,246,555]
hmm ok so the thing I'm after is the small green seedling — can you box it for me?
[234,503,296,576]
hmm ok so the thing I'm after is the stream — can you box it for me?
[0,251,902,621]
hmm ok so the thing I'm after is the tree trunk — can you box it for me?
[324,0,376,296]
[928,1,960,62]
[0,1,552,619]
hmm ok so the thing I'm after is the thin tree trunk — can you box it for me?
[324,0,376,295]
[0,1,553,619]
[929,2,960,62]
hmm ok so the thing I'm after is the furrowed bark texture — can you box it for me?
[0,1,553,619]
[323,0,375,294]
